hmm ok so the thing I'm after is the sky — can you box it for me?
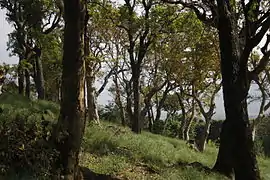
[0,9,265,120]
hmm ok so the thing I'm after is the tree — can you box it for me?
[1,0,62,99]
[118,1,179,133]
[52,0,86,179]
[183,27,221,152]
[165,0,270,179]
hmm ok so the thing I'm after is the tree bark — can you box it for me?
[113,74,125,126]
[176,92,186,139]
[25,69,31,98]
[18,58,25,95]
[155,84,171,122]
[86,76,100,124]
[197,118,211,152]
[124,79,133,126]
[148,106,154,132]
[131,64,141,133]
[33,47,45,100]
[53,0,86,179]
[183,103,195,141]
[213,2,260,178]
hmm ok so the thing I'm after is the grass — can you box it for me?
[80,122,227,180]
[1,92,270,179]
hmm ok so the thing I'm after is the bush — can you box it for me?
[0,93,59,179]
[0,113,58,179]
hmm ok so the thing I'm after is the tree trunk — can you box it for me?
[18,59,25,95]
[184,99,195,141]
[252,123,256,142]
[53,0,86,179]
[113,75,125,126]
[213,2,260,178]
[155,87,170,122]
[131,65,141,133]
[197,118,212,152]
[86,76,100,124]
[125,80,133,126]
[184,114,195,141]
[25,69,30,98]
[148,107,153,132]
[34,51,45,100]
[177,92,186,139]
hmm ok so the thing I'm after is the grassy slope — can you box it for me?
[80,123,270,180]
[1,93,270,180]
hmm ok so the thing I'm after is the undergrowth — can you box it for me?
[1,93,270,179]
[80,122,226,180]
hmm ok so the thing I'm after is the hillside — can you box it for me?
[0,93,270,179]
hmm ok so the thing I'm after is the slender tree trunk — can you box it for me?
[114,75,125,126]
[184,114,195,141]
[184,99,195,141]
[125,80,133,126]
[86,76,100,124]
[148,106,153,132]
[34,54,45,99]
[177,92,186,139]
[0,70,4,94]
[213,2,260,178]
[197,118,212,152]
[53,0,86,179]
[18,58,25,95]
[252,123,256,142]
[25,69,30,98]
[155,88,169,121]
[83,9,99,125]
[131,65,141,133]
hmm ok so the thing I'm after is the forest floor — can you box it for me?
[1,92,270,180]
[80,122,270,180]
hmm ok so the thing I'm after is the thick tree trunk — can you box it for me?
[131,65,141,133]
[86,76,100,124]
[25,69,31,98]
[213,3,260,178]
[53,0,86,179]
[18,59,25,95]
[197,118,212,152]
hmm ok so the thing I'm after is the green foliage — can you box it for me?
[99,103,122,124]
[255,117,270,157]
[0,93,59,179]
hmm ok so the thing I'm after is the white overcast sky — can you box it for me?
[0,8,265,120]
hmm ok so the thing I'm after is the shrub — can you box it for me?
[0,113,59,179]
[0,93,59,179]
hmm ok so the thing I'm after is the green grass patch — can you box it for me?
[80,122,228,179]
